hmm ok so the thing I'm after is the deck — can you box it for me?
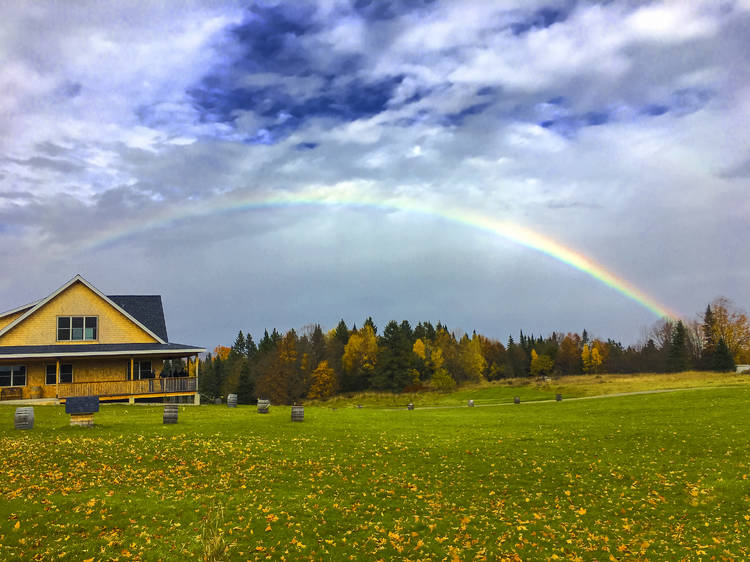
[57,377,197,401]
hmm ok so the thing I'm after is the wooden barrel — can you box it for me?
[257,399,270,414]
[163,404,178,424]
[468,399,474,407]
[513,396,520,404]
[14,407,34,430]
[555,394,562,402]
[227,394,238,408]
[291,405,304,422]
[70,413,94,427]
[407,403,414,410]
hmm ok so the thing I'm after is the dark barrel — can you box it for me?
[513,396,520,404]
[163,404,178,424]
[14,407,34,430]
[407,403,414,410]
[556,394,562,402]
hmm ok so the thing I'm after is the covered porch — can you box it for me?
[0,343,204,403]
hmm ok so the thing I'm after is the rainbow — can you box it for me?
[82,185,677,319]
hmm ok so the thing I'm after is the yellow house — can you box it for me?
[0,275,204,404]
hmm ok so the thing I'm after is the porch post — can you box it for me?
[129,357,135,404]
[194,354,200,405]
[55,359,60,398]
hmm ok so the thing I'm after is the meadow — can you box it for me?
[1,375,749,560]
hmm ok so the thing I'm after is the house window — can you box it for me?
[60,364,73,384]
[57,317,97,341]
[0,365,26,387]
[46,364,56,385]
[127,360,152,380]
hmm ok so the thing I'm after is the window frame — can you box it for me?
[127,360,153,380]
[57,316,98,341]
[45,364,57,385]
[0,365,27,387]
[59,364,73,384]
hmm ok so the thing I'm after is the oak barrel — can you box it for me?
[163,404,178,424]
[14,407,34,430]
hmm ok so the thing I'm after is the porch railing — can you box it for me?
[57,377,197,398]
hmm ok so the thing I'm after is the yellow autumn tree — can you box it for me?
[581,344,602,374]
[709,297,750,362]
[458,334,486,383]
[308,360,337,399]
[213,345,231,361]
[341,324,378,391]
[530,349,554,377]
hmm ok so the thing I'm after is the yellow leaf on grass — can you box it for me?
[14,521,20,530]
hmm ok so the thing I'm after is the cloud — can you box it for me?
[0,0,748,349]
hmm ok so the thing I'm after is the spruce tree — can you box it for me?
[236,362,254,404]
[712,338,735,372]
[667,321,690,372]
[701,305,716,369]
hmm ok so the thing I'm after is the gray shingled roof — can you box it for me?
[108,295,169,342]
[0,343,203,357]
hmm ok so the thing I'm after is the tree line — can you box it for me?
[196,297,749,404]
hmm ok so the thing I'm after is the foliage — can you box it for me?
[530,349,554,377]
[308,360,337,399]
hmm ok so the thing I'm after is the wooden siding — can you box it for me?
[0,281,158,346]
[0,309,28,331]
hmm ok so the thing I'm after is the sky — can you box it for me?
[1,0,749,351]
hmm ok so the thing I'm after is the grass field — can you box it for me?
[1,376,749,560]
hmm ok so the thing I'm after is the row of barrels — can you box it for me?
[407,395,564,410]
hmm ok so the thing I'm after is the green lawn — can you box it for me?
[1,385,749,560]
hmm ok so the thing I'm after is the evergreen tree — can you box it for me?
[667,321,691,372]
[309,324,327,370]
[246,333,258,362]
[712,337,735,372]
[236,361,254,404]
[258,330,275,355]
[372,320,416,391]
[231,330,247,358]
[701,305,716,369]
[363,316,378,335]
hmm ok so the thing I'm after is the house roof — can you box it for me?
[0,343,204,359]
[0,275,168,344]
[108,295,169,342]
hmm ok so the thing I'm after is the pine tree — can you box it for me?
[712,338,735,372]
[667,321,691,372]
[246,333,258,362]
[231,330,247,358]
[236,362,254,404]
[372,320,415,391]
[701,305,715,369]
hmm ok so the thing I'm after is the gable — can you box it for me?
[0,281,160,346]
